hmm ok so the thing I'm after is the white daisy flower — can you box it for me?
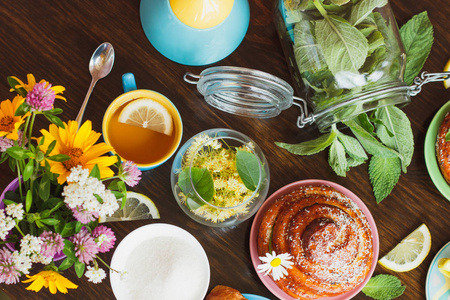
[257,251,294,281]
[85,265,107,284]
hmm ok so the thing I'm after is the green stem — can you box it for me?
[15,223,25,237]
[95,255,121,274]
[28,112,36,147]
[21,114,31,148]
[313,0,328,18]
[16,161,23,199]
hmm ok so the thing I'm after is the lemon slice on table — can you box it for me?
[99,191,160,223]
[118,99,173,135]
[444,58,450,89]
[378,223,431,272]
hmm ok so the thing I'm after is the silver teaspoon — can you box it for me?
[75,42,115,126]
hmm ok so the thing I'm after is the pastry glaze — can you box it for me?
[205,285,246,300]
[437,111,450,184]
[257,185,373,299]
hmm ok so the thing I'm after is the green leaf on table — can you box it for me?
[374,106,414,172]
[7,76,27,97]
[399,11,434,85]
[369,156,401,203]
[58,257,75,271]
[74,260,85,278]
[315,15,369,75]
[362,274,406,299]
[178,167,214,202]
[236,150,261,191]
[275,129,337,155]
[329,138,348,176]
[349,0,388,26]
[22,159,34,181]
[357,113,375,135]
[344,119,399,158]
[337,132,368,161]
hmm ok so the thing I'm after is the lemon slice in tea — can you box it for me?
[99,191,160,223]
[378,223,431,272]
[444,58,450,89]
[118,99,173,135]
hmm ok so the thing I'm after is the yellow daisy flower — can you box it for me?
[22,270,78,294]
[0,95,27,140]
[10,73,66,102]
[39,120,117,184]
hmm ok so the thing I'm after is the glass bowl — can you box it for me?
[170,128,270,227]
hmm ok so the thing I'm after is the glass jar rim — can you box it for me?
[187,134,263,210]
[184,66,294,119]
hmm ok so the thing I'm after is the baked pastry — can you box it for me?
[257,185,373,299]
[437,111,450,184]
[205,285,246,300]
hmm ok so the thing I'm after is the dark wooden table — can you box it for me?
[0,0,449,299]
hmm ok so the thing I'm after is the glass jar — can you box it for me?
[170,128,270,227]
[273,0,409,131]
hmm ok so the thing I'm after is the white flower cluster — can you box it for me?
[12,250,32,275]
[0,206,20,240]
[62,166,119,217]
[85,265,106,284]
[6,203,24,220]
[20,234,52,265]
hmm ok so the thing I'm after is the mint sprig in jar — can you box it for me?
[274,0,409,131]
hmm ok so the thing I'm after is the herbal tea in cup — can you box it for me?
[103,89,182,170]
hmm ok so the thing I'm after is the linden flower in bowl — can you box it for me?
[170,128,270,227]
[0,74,141,294]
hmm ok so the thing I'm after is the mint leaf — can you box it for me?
[315,15,369,75]
[344,119,399,158]
[399,11,434,85]
[293,16,327,73]
[374,106,414,173]
[236,150,261,191]
[337,132,368,161]
[329,138,348,176]
[178,167,214,202]
[275,130,336,155]
[349,0,388,26]
[369,156,401,203]
[362,274,406,300]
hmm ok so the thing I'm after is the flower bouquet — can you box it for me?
[0,74,141,293]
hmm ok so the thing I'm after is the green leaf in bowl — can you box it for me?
[178,167,214,203]
[236,150,261,191]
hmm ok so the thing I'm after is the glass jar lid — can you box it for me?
[185,66,450,129]
[184,66,294,118]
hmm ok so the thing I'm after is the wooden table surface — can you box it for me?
[0,0,449,299]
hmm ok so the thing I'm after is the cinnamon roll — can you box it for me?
[257,185,373,299]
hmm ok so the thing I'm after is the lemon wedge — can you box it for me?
[438,258,450,278]
[444,58,450,89]
[378,223,431,272]
[99,191,160,223]
[118,99,173,135]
